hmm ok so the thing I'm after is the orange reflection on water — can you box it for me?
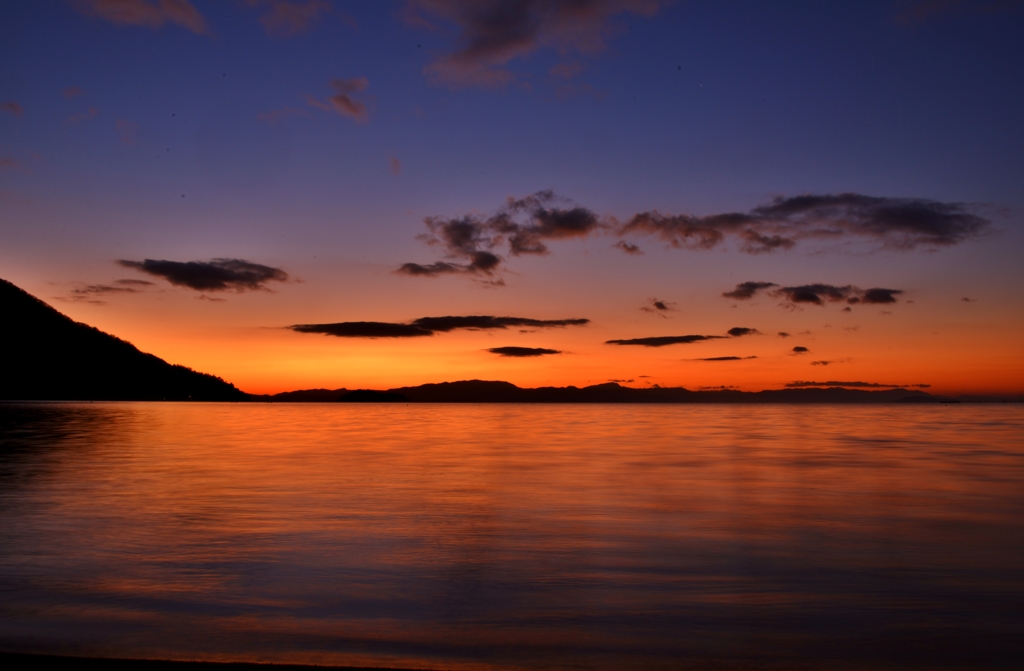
[1,403,1022,670]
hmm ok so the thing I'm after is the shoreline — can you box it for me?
[0,652,435,671]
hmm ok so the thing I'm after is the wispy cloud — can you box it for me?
[67,107,99,124]
[308,77,370,121]
[640,298,675,316]
[247,0,334,37]
[389,155,402,175]
[116,118,139,145]
[74,0,209,34]
[404,0,666,87]
[63,279,155,305]
[291,315,589,338]
[119,258,290,292]
[63,86,86,99]
[1,102,23,117]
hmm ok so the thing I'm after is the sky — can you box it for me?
[1,0,1022,395]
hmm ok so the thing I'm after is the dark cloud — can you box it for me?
[291,315,589,338]
[1,102,23,117]
[700,385,739,390]
[725,281,905,308]
[792,346,810,354]
[404,190,988,284]
[292,322,433,338]
[606,335,722,347]
[786,380,931,388]
[778,331,791,338]
[619,193,989,253]
[63,87,85,99]
[690,356,758,361]
[399,190,600,281]
[307,77,369,121]
[608,325,760,347]
[74,0,209,34]
[778,284,854,305]
[404,0,667,87]
[641,298,675,315]
[723,281,777,299]
[397,253,501,278]
[119,258,290,292]
[488,346,562,357]
[614,240,643,254]
[962,297,977,302]
[413,315,588,331]
[862,288,903,304]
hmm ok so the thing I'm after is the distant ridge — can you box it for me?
[258,379,968,404]
[386,379,942,404]
[0,278,247,401]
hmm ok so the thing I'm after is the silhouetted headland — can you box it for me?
[0,278,246,401]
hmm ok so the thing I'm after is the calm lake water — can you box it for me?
[1,402,1022,670]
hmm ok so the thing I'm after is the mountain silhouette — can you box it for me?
[0,278,246,401]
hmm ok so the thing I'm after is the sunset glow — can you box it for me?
[2,1,1022,397]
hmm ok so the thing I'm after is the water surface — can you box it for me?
[1,403,1022,669]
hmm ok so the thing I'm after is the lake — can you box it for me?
[1,402,1022,670]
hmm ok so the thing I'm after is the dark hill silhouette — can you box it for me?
[253,388,350,402]
[0,278,247,401]
[338,390,410,403]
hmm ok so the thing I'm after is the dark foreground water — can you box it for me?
[1,403,1022,670]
